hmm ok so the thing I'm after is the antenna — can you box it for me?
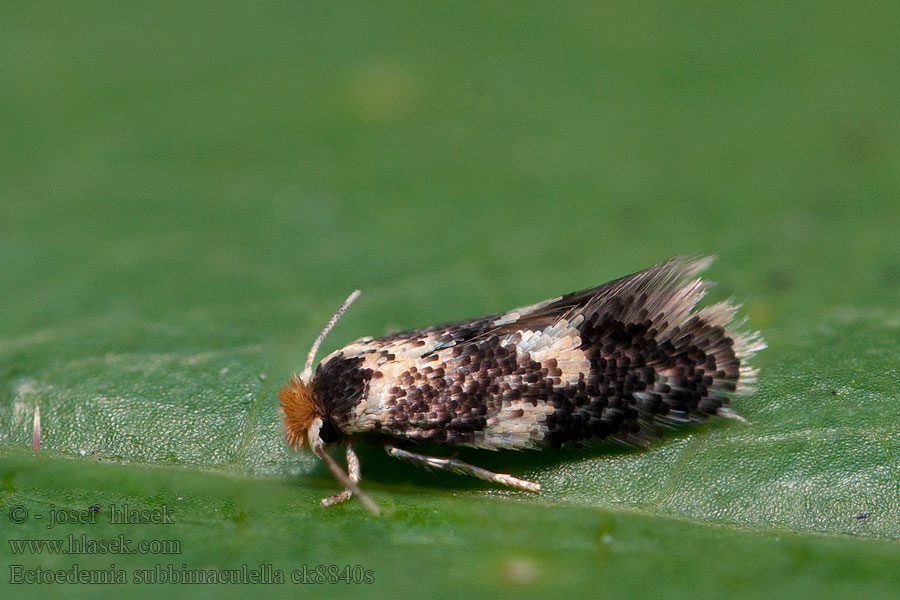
[300,290,361,382]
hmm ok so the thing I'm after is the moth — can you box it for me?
[279,257,765,514]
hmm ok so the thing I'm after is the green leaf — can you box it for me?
[2,2,900,599]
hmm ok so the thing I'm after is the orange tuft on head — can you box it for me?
[278,375,318,449]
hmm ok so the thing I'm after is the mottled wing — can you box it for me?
[320,256,765,450]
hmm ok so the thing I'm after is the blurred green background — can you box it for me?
[2,2,899,599]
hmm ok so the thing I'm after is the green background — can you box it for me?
[2,2,899,598]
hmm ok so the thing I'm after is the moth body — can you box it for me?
[280,257,765,514]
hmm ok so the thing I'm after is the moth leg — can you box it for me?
[321,441,361,508]
[386,446,541,493]
[308,419,379,515]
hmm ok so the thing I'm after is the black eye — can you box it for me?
[318,420,340,445]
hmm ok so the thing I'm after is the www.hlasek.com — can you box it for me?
[9,534,181,556]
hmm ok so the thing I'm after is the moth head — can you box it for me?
[280,290,361,451]
[279,375,318,449]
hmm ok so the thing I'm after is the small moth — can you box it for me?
[279,257,765,514]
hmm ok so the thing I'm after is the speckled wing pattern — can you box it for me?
[313,256,765,451]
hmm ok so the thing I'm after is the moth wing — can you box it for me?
[419,255,762,446]
[340,256,763,450]
[389,255,723,392]
[486,255,714,336]
[358,256,709,354]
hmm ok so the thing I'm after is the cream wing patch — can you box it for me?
[327,333,456,430]
[500,316,590,387]
[481,400,555,449]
